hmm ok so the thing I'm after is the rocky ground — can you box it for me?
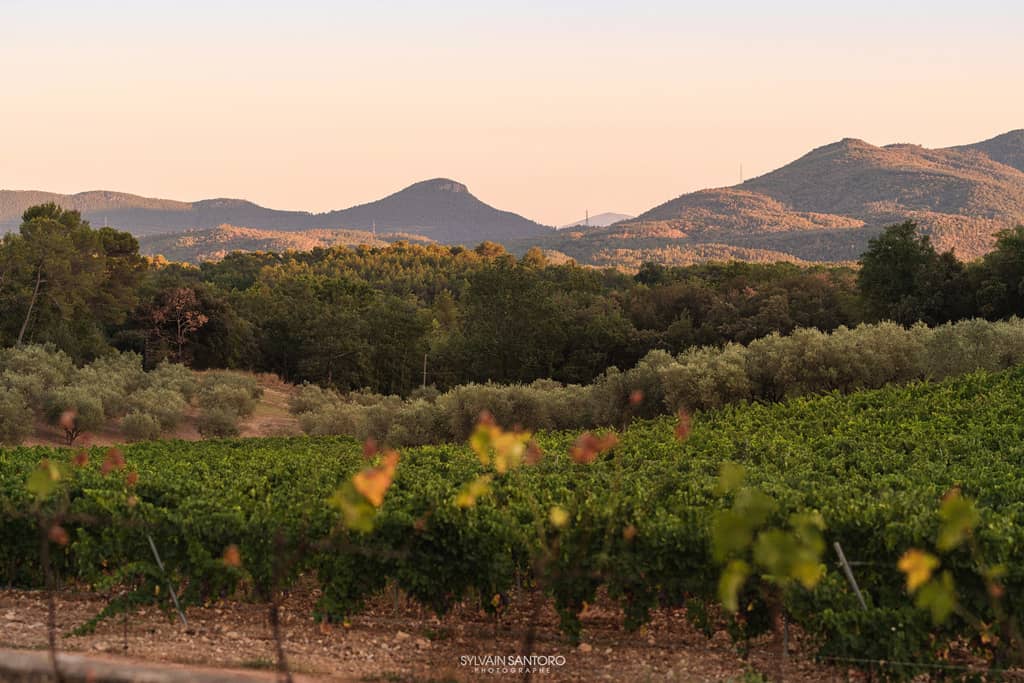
[0,583,856,682]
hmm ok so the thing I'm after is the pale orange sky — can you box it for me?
[1,1,1022,225]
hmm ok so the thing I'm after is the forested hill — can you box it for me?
[6,131,1023,269]
[0,179,553,244]
[535,130,1024,265]
[3,203,1024,399]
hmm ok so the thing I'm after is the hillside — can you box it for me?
[548,130,1024,263]
[0,179,552,245]
[953,129,1024,173]
[322,178,551,243]
[138,224,433,263]
[6,131,1024,265]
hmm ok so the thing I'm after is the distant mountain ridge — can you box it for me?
[560,212,634,228]
[542,129,1024,265]
[5,130,1024,266]
[0,178,552,245]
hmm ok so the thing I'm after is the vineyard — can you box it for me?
[3,366,1024,678]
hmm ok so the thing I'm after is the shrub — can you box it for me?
[53,352,148,420]
[197,407,241,439]
[197,372,262,417]
[384,398,446,446]
[147,361,199,401]
[0,387,33,445]
[289,384,340,415]
[588,350,674,425]
[127,387,187,431]
[661,343,752,412]
[45,385,106,444]
[122,411,163,442]
[292,317,1024,443]
[299,402,369,439]
[0,344,76,409]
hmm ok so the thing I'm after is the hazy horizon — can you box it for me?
[2,0,1022,225]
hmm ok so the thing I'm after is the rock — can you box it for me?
[647,635,656,645]
[414,637,431,649]
[394,631,411,641]
[225,630,241,639]
[92,641,111,652]
[578,642,593,653]
[3,611,18,621]
[604,647,612,655]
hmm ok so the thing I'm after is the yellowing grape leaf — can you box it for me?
[718,559,750,613]
[455,475,492,508]
[549,506,570,528]
[899,549,939,593]
[353,451,399,507]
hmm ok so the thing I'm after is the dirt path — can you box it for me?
[0,585,856,682]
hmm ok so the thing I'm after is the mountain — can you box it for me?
[0,179,552,245]
[6,131,1024,267]
[547,131,1024,264]
[137,225,434,264]
[560,212,634,229]
[324,179,551,244]
[952,129,1024,174]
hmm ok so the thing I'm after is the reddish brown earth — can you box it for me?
[0,584,857,682]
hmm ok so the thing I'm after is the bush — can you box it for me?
[661,343,751,412]
[147,362,199,401]
[74,353,147,418]
[45,385,106,444]
[287,317,1024,443]
[122,411,163,442]
[197,372,262,417]
[0,387,33,445]
[197,407,241,439]
[0,344,76,409]
[588,350,674,425]
[299,402,369,439]
[126,387,187,431]
[289,384,340,415]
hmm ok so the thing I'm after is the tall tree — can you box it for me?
[857,221,968,325]
[0,204,146,358]
[975,226,1024,318]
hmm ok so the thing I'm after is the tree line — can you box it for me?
[2,203,1023,395]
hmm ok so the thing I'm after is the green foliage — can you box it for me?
[147,361,199,401]
[197,371,262,418]
[126,387,187,431]
[711,464,825,612]
[45,385,105,444]
[0,344,76,409]
[975,225,1024,318]
[0,204,145,358]
[4,366,1024,671]
[197,407,242,438]
[857,221,969,325]
[0,387,33,445]
[0,345,196,446]
[294,317,1024,445]
[121,411,163,442]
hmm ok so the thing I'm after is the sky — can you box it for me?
[1,1,1022,226]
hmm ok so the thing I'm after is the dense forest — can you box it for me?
[1,203,1023,395]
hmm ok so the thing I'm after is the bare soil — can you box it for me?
[0,583,859,682]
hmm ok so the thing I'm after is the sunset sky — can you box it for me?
[2,0,1022,225]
